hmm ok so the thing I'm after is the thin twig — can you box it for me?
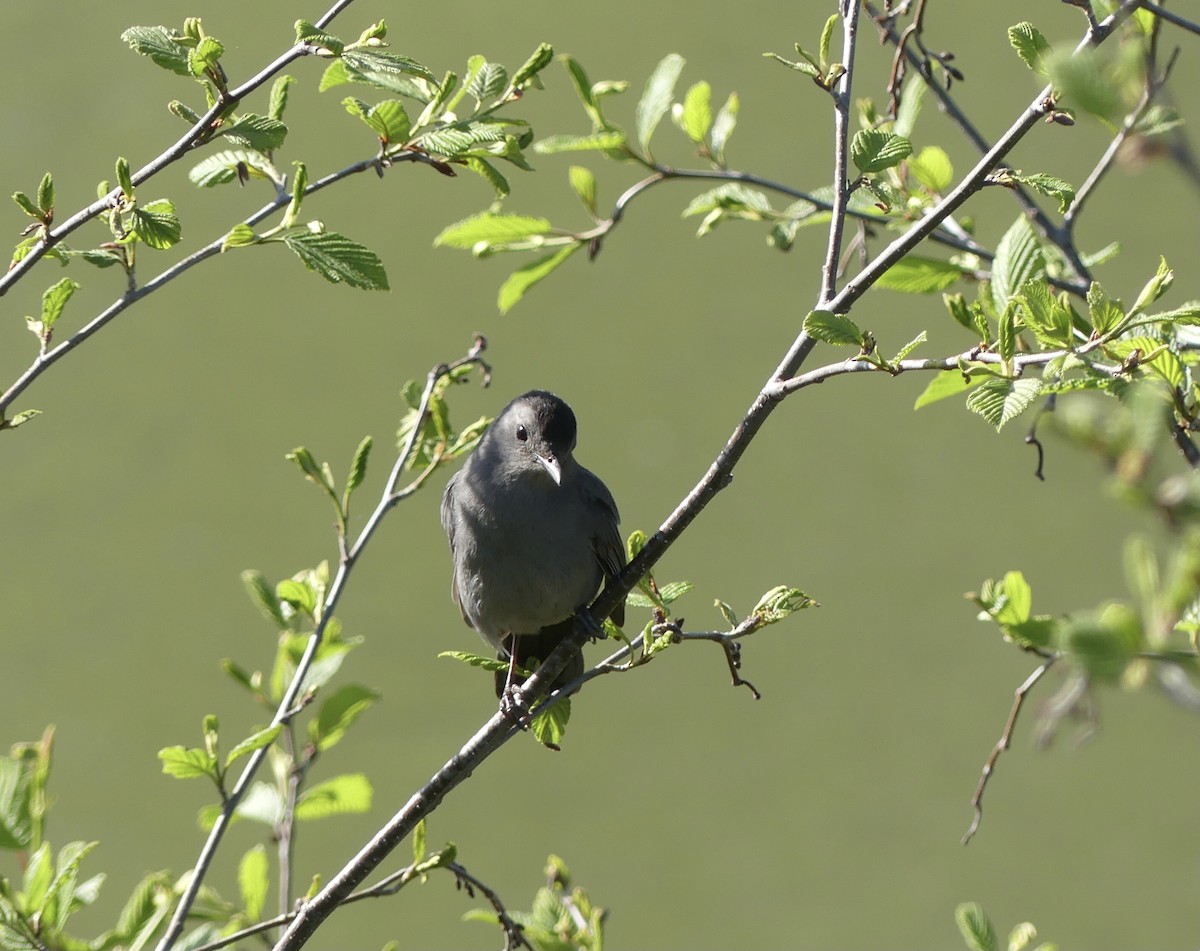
[962,655,1057,845]
[1141,1,1200,37]
[820,3,861,304]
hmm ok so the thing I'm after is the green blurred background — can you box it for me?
[3,2,1199,948]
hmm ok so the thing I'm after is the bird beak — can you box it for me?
[535,453,562,486]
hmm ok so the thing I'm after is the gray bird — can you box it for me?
[440,390,625,703]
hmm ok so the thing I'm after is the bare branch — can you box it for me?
[820,3,862,304]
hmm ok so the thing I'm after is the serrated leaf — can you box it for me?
[763,51,821,77]
[803,309,863,347]
[12,190,40,219]
[115,157,134,198]
[1008,22,1050,76]
[681,183,770,218]
[462,157,510,198]
[340,49,436,89]
[188,35,224,77]
[533,131,627,154]
[710,92,739,161]
[658,581,694,605]
[510,42,554,91]
[679,81,712,143]
[1141,301,1200,326]
[891,331,927,363]
[877,255,966,294]
[276,577,317,616]
[1130,256,1173,317]
[132,200,181,250]
[991,215,1043,314]
[1012,171,1075,214]
[219,114,287,151]
[221,223,259,251]
[498,244,580,314]
[412,819,427,865]
[893,75,926,139]
[467,60,508,106]
[36,172,54,213]
[238,845,269,921]
[2,409,42,431]
[417,122,506,157]
[818,13,839,69]
[914,368,983,409]
[956,902,998,951]
[636,53,685,155]
[294,774,372,820]
[158,746,218,781]
[434,213,552,250]
[294,19,343,55]
[345,435,372,495]
[850,130,912,173]
[189,149,282,188]
[907,145,953,192]
[309,684,379,752]
[343,97,411,143]
[241,569,286,626]
[121,26,191,76]
[1016,279,1073,346]
[224,725,281,769]
[40,278,79,329]
[1087,281,1125,335]
[283,230,389,290]
[965,377,1043,430]
[438,650,509,673]
[531,699,571,749]
[752,586,817,623]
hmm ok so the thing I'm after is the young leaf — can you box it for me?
[635,53,685,155]
[803,309,864,347]
[818,13,839,69]
[914,369,983,410]
[294,774,373,820]
[990,215,1043,314]
[222,223,260,251]
[158,746,218,781]
[679,81,712,143]
[531,699,571,749]
[850,130,912,173]
[36,173,54,214]
[1010,171,1075,213]
[219,114,288,152]
[1130,256,1173,317]
[294,18,343,55]
[509,42,554,92]
[115,157,134,198]
[189,149,282,188]
[1087,281,1125,336]
[1008,22,1050,76]
[751,586,817,623]
[1045,46,1126,121]
[224,725,282,768]
[269,75,295,122]
[238,845,269,921]
[1016,279,1072,346]
[907,145,953,192]
[188,35,224,77]
[40,278,79,330]
[438,650,509,673]
[434,213,552,250]
[498,244,581,314]
[345,435,372,496]
[955,902,998,951]
[241,569,286,627]
[533,131,627,154]
[568,165,597,214]
[12,190,40,219]
[309,684,379,752]
[131,200,182,250]
[877,256,966,294]
[121,26,191,76]
[710,92,739,162]
[282,230,389,290]
[412,819,427,865]
[965,377,1042,431]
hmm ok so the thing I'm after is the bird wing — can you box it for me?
[440,472,470,625]
[583,468,627,628]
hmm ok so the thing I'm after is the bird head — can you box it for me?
[495,390,578,487]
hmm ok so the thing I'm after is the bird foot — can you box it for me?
[499,684,532,728]
[576,608,604,642]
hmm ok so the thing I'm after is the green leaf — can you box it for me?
[850,130,912,173]
[269,75,295,122]
[412,818,427,865]
[309,684,379,752]
[238,845,269,921]
[294,19,343,55]
[658,581,694,605]
[891,331,927,363]
[531,699,571,749]
[678,81,712,143]
[188,35,224,77]
[956,902,998,951]
[1130,256,1173,317]
[533,131,626,154]
[434,213,552,250]
[283,230,389,290]
[568,165,597,214]
[463,158,510,199]
[635,53,685,155]
[36,173,54,214]
[219,114,287,151]
[752,586,817,623]
[416,122,506,158]
[892,76,926,139]
[340,49,436,89]
[466,60,508,107]
[498,244,580,314]
[509,42,554,92]
[132,200,182,250]
[189,149,282,188]
[818,13,839,69]
[12,190,40,219]
[877,255,967,293]
[914,369,983,409]
[907,145,953,192]
[157,746,218,781]
[1008,22,1050,76]
[40,278,79,330]
[343,98,410,144]
[1087,281,1125,336]
[115,157,134,198]
[1011,171,1075,213]
[1139,301,1200,326]
[710,92,739,162]
[241,569,286,627]
[762,51,820,78]
[965,377,1043,430]
[222,223,260,251]
[345,435,372,495]
[1015,279,1072,346]
[294,774,373,820]
[224,725,281,768]
[991,215,1043,314]
[1,409,42,431]
[1045,46,1127,121]
[803,309,864,347]
[121,26,191,76]
[438,650,509,673]
[681,183,771,219]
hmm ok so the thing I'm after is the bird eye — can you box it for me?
[515,425,528,442]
